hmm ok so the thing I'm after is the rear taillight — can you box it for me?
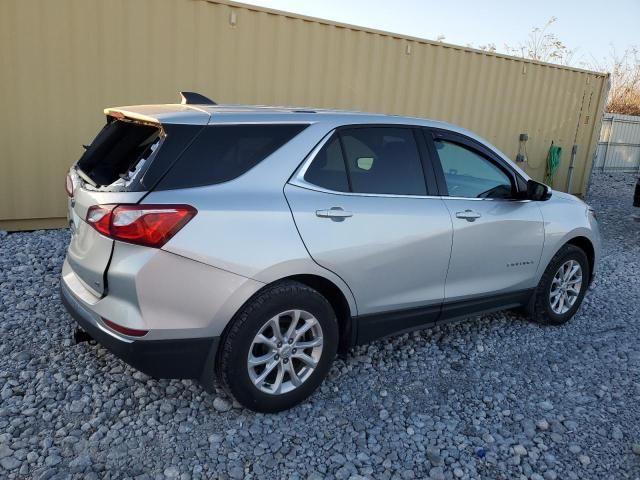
[86,204,196,248]
[86,205,115,236]
[102,318,148,337]
[65,173,74,197]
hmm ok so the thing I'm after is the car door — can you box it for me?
[284,125,453,338]
[424,128,545,306]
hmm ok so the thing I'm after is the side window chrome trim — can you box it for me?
[291,129,336,181]
[444,196,532,203]
[291,126,531,203]
[288,180,532,203]
[290,178,443,200]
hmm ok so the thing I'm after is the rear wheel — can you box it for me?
[528,244,590,325]
[216,281,338,413]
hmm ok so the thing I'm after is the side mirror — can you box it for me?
[527,180,551,201]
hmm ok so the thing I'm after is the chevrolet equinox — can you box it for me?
[61,92,600,412]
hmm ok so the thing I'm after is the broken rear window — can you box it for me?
[76,117,161,188]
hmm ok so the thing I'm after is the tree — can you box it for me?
[475,17,640,115]
[477,43,497,53]
[591,47,640,116]
[503,17,576,66]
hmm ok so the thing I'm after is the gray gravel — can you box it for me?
[1,172,639,479]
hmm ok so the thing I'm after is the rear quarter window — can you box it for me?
[156,124,308,190]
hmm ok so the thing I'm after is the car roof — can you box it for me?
[105,103,456,129]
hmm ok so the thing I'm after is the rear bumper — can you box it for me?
[60,279,219,379]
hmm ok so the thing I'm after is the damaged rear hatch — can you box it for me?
[65,105,208,297]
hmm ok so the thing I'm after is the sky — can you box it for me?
[241,0,639,67]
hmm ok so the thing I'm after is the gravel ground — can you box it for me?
[1,172,639,480]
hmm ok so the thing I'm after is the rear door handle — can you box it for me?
[316,207,353,219]
[455,209,482,222]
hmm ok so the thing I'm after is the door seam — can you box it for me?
[440,197,456,301]
[281,183,360,316]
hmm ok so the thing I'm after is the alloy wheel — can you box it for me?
[549,259,583,315]
[247,310,324,395]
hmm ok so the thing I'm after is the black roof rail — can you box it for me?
[179,91,217,105]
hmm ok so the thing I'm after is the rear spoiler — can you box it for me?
[103,92,216,125]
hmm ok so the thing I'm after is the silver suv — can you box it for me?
[61,92,600,412]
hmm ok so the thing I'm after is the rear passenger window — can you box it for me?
[303,127,427,196]
[341,128,426,195]
[157,124,308,189]
[304,135,349,192]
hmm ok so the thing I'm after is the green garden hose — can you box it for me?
[545,144,562,186]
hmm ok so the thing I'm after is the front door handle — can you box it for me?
[316,207,353,220]
[455,209,482,222]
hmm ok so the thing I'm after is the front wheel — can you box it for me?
[216,281,338,413]
[528,244,590,325]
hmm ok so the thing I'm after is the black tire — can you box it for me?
[216,281,338,413]
[528,244,590,325]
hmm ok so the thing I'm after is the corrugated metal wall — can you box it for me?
[0,0,609,230]
[594,113,640,171]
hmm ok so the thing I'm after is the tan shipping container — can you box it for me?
[0,0,609,231]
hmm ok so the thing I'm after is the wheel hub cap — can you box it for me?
[279,345,292,359]
[247,309,323,395]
